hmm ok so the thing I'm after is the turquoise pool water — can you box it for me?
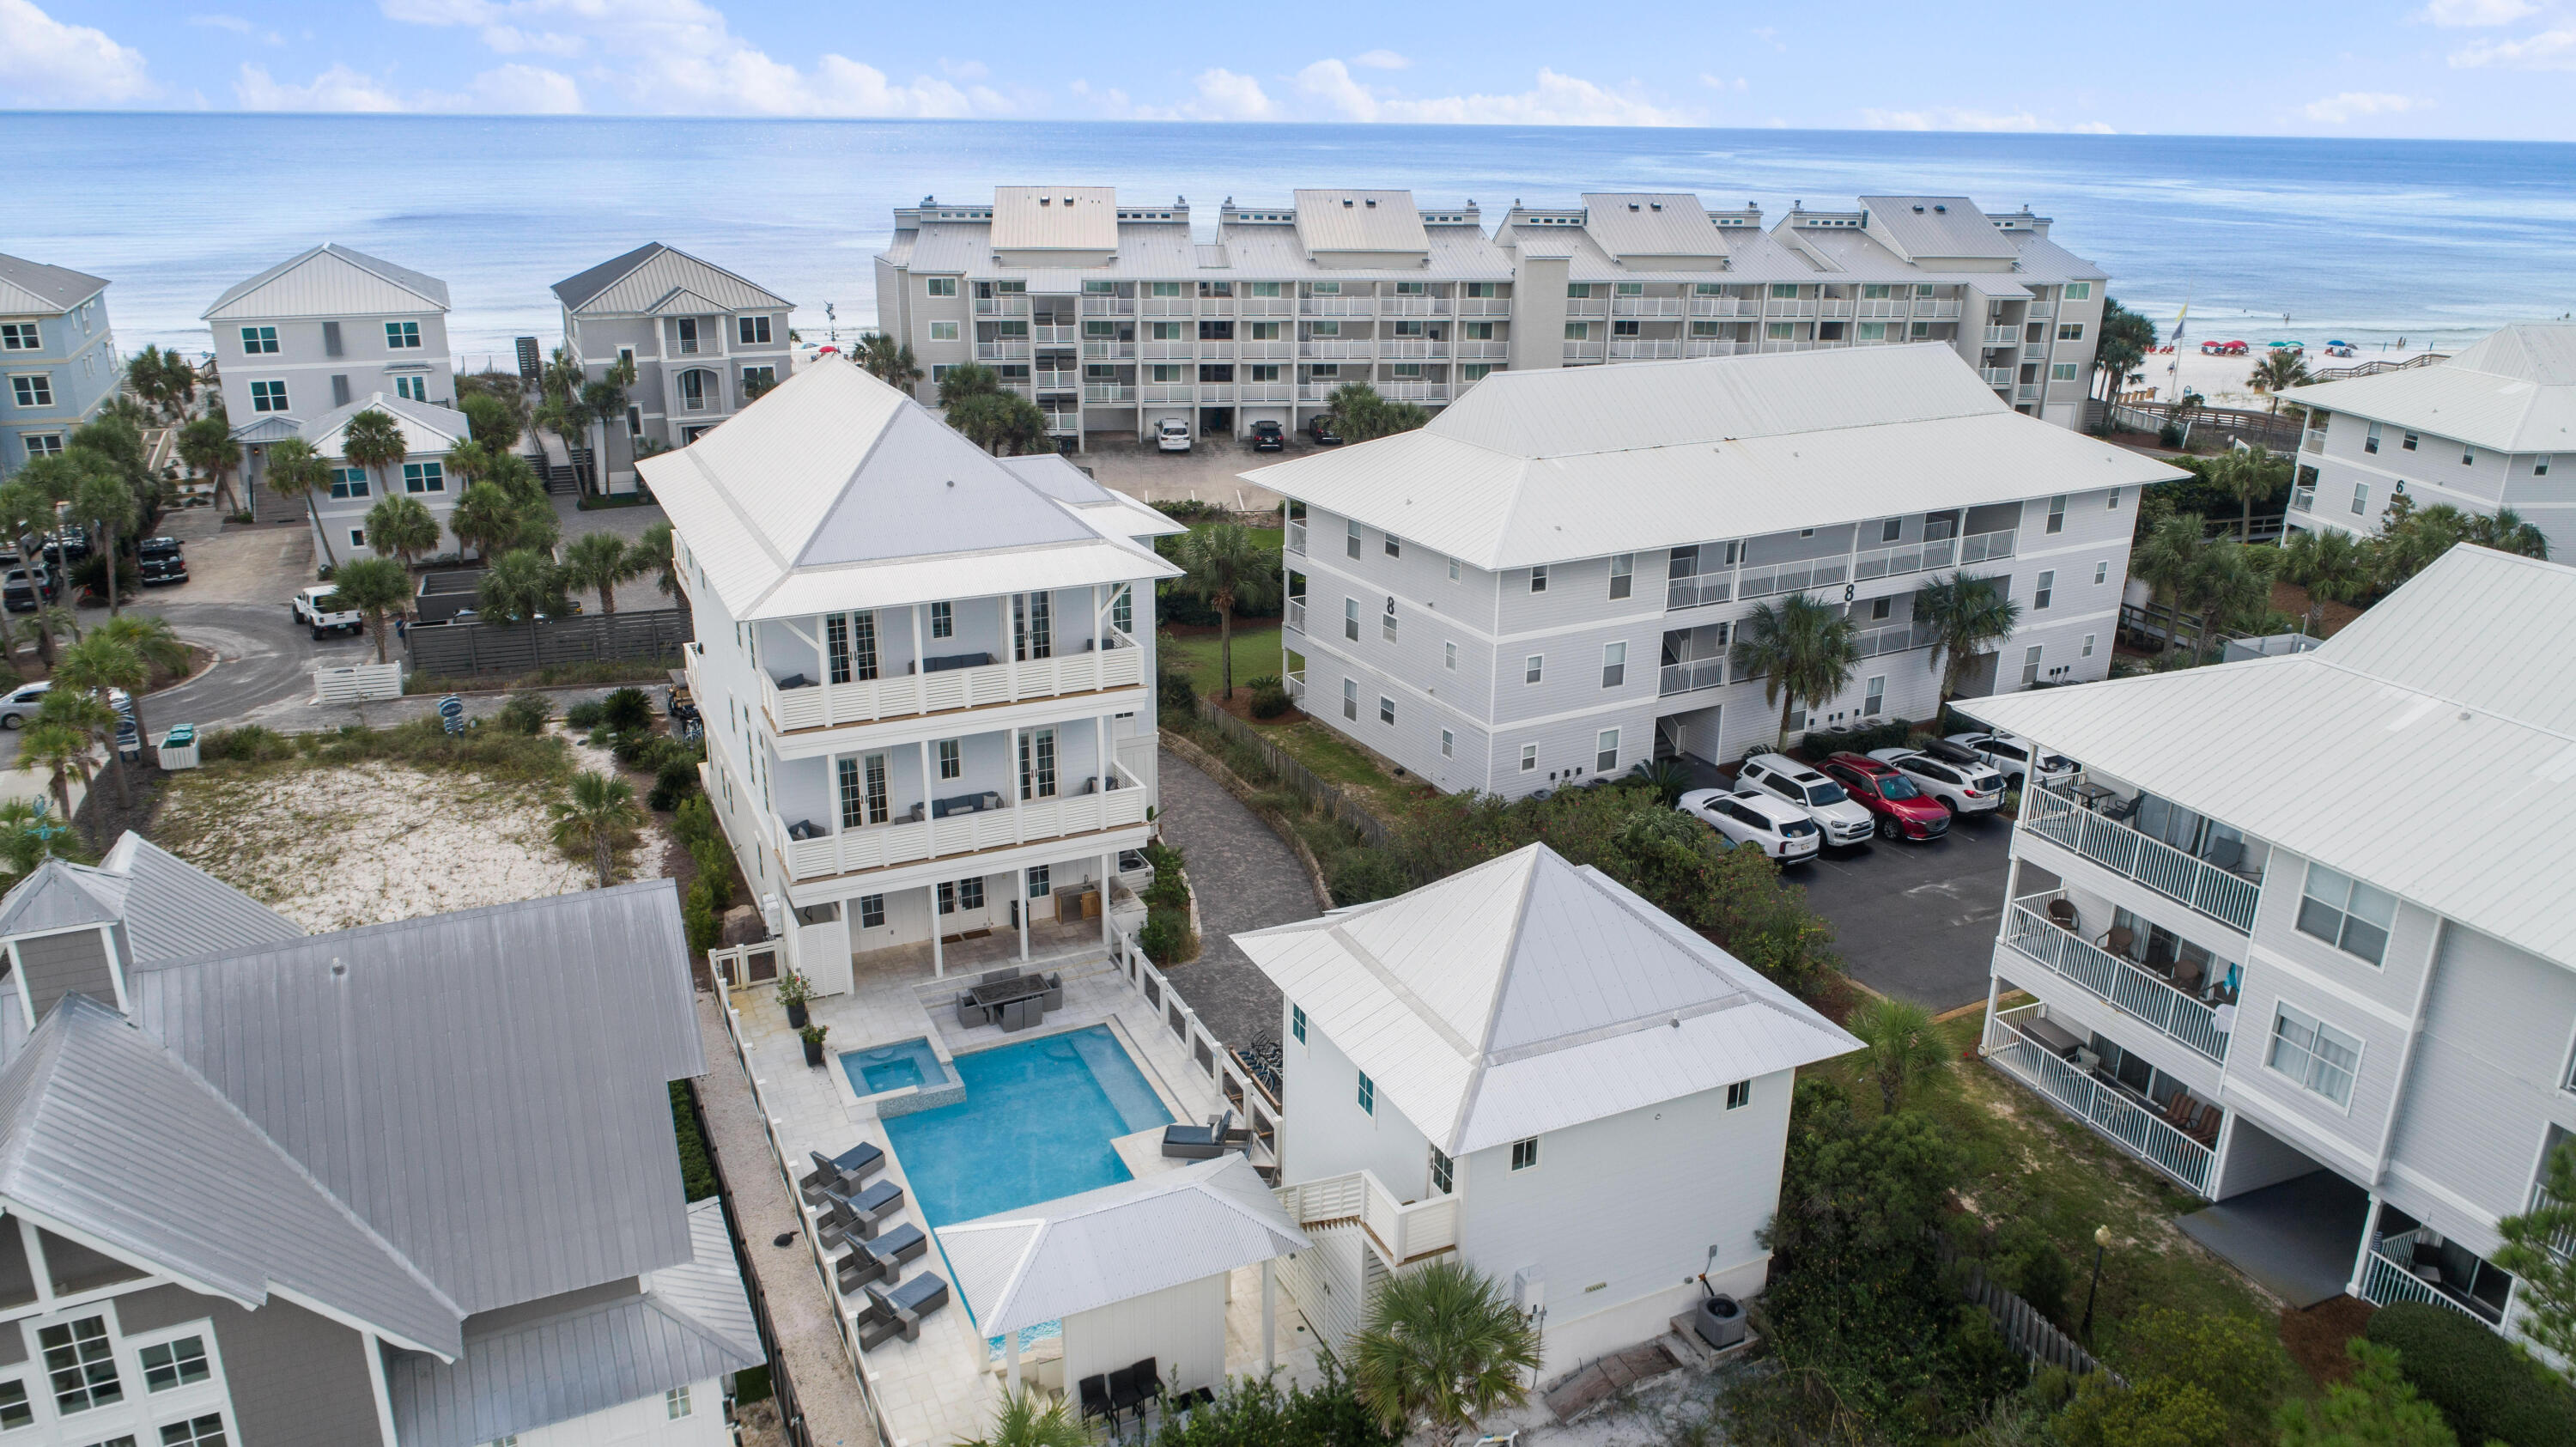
[837,1037,947,1097]
[883,1024,1171,1227]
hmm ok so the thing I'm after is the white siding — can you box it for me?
[1278,1012,1437,1195]
[1061,1274,1230,1398]
[2385,924,2576,1243]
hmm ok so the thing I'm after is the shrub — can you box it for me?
[564,700,606,730]
[1151,498,1224,522]
[1986,1218,2073,1325]
[1139,910,1191,966]
[600,686,654,733]
[1325,849,1412,907]
[1157,663,1198,716]
[2368,1300,2576,1447]
[611,729,660,769]
[200,724,295,763]
[683,878,720,953]
[672,793,716,848]
[690,836,734,909]
[2159,422,2186,447]
[650,758,699,812]
[668,1081,716,1201]
[1248,683,1292,719]
[495,692,552,735]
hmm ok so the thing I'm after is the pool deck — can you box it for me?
[733,941,1320,1446]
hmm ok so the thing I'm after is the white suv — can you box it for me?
[1735,753,1875,847]
[1867,747,2007,814]
[1677,788,1821,863]
[1944,731,2077,789]
[1155,416,1193,453]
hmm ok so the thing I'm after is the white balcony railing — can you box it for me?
[1760,340,1821,354]
[975,342,1030,362]
[1609,338,1683,361]
[1033,370,1078,392]
[1958,526,2016,564]
[974,296,1031,317]
[1612,296,1685,318]
[1765,300,1820,319]
[2024,344,2050,361]
[1915,300,1964,319]
[1285,520,1306,555]
[759,639,1145,734]
[1858,300,1911,320]
[1563,341,1606,362]
[1238,340,1291,361]
[1141,383,1196,404]
[1378,380,1450,402]
[1735,554,1848,601]
[1081,341,1136,361]
[1285,598,1305,632]
[1455,340,1510,361]
[2360,1229,2507,1328]
[2026,302,2057,319]
[1380,339,1448,359]
[1457,296,1511,317]
[1300,339,1374,359]
[1079,297,1137,317]
[1983,368,2016,386]
[1380,296,1448,316]
[1141,342,1195,361]
[2017,383,2044,402]
[1691,298,1759,319]
[2020,785,2263,933]
[1240,296,1293,316]
[1237,382,1291,403]
[1565,299,1609,318]
[1686,339,1742,358]
[778,775,1151,883]
[1982,1006,2215,1194]
[1818,299,1856,319]
[1984,326,2020,346]
[1141,297,1194,316]
[1274,1169,1460,1267]
[2002,901,2230,1062]
[1082,384,1136,404]
[1853,533,1957,581]
[1032,324,1079,344]
[1300,296,1375,316]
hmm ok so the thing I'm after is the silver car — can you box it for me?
[1677,787,1822,863]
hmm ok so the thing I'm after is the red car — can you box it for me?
[1821,753,1951,842]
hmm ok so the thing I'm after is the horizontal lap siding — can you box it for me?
[2387,924,2576,1237]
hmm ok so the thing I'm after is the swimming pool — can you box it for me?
[838,1037,947,1097]
[881,1024,1172,1226]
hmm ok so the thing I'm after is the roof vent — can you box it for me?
[1628,203,1641,211]
[1912,204,1926,213]
[1365,198,1377,208]
[1934,204,1947,213]
[1038,197,1051,205]
[1343,199,1354,208]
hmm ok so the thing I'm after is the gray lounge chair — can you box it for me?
[799,1144,885,1206]
[835,1222,929,1294]
[858,1273,951,1349]
[1042,972,1064,1011]
[1162,1110,1236,1160]
[814,1198,860,1252]
[829,1177,905,1241]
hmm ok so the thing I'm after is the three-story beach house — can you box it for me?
[1246,345,2184,797]
[1962,544,2576,1340]
[0,252,118,478]
[554,243,795,491]
[1236,843,1859,1373]
[297,392,473,563]
[641,356,1182,994]
[0,834,759,1444]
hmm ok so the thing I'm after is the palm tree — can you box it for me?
[176,415,240,514]
[937,362,999,410]
[36,685,120,811]
[1846,995,1951,1114]
[637,521,680,602]
[2279,527,2370,635]
[1325,380,1431,441]
[265,436,337,569]
[363,495,441,576]
[2464,506,2549,560]
[94,613,190,765]
[340,408,410,507]
[477,548,570,623]
[955,1389,1088,1447]
[442,438,495,486]
[551,769,642,887]
[1914,573,2022,708]
[561,531,641,614]
[17,721,90,826]
[0,796,86,876]
[859,333,924,392]
[331,557,412,665]
[2205,445,2290,539]
[580,357,635,496]
[2186,539,2278,658]
[2130,512,2208,653]
[1172,524,1281,700]
[1729,593,1862,751]
[2247,350,2311,413]
[55,633,147,775]
[447,482,523,564]
[70,469,136,613]
[948,392,1051,456]
[1351,1258,1540,1447]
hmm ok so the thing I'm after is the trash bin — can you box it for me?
[160,726,202,770]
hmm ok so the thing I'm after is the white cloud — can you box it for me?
[1296,61,1694,125]
[1295,58,1380,120]
[1350,49,1410,70]
[2449,26,2576,66]
[236,62,405,111]
[1185,67,1273,120]
[1069,78,1175,119]
[2301,90,2424,121]
[479,24,584,57]
[2416,0,2537,24]
[1,0,155,105]
[939,58,988,80]
[1862,106,2044,131]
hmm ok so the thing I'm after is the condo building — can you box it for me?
[553,243,796,492]
[0,252,118,478]
[872,187,2110,446]
[1244,345,2183,797]
[1965,545,2576,1340]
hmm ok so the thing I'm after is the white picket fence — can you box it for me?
[313,661,404,702]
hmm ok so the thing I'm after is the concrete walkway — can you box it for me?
[1152,745,1312,1049]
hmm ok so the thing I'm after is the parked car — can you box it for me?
[290,583,364,639]
[1248,420,1285,453]
[1306,416,1342,446]
[1945,731,2077,789]
[1735,752,1875,848]
[1154,416,1193,453]
[1819,753,1951,842]
[0,680,131,730]
[1866,746,2007,814]
[3,567,60,612]
[1677,787,1821,864]
[137,537,188,587]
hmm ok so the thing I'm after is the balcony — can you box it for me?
[1081,340,1136,361]
[1610,338,1683,361]
[974,296,1031,317]
[2023,344,2050,362]
[1081,384,1135,404]
[1079,297,1137,316]
[1982,1004,2216,1194]
[1456,340,1510,361]
[1141,297,1194,316]
[1759,340,1821,354]
[2026,302,2057,319]
[1297,384,1339,403]
[1983,367,2015,386]
[1381,296,1448,316]
[1032,324,1079,344]
[1237,382,1292,404]
[1198,298,1236,317]
[1691,298,1759,319]
[1851,618,1935,659]
[2020,782,2264,934]
[1565,298,1609,319]
[1765,300,1820,319]
[1457,296,1512,317]
[2303,431,2324,453]
[975,342,1030,362]
[1686,339,1743,358]
[2017,383,2044,402]
[1380,338,1449,359]
[1819,299,1856,319]
[775,769,1151,884]
[1275,1169,1460,1268]
[1916,300,1964,319]
[1859,300,1911,320]
[2001,897,2231,1061]
[1285,598,1305,631]
[1300,339,1374,359]
[1379,380,1450,403]
[1141,383,1196,404]
[1241,296,1293,317]
[758,639,1147,734]
[2360,1218,2511,1328]
[1141,341,1195,362]
[1737,555,1848,601]
[1657,656,1726,697]
[1033,369,1078,392]
[1957,526,2015,564]
[1984,326,2020,346]
[1853,533,1958,581]
[1612,296,1684,318]
[1286,520,1305,555]
[1239,340,1291,361]
[1300,296,1375,316]
[1563,341,1606,362]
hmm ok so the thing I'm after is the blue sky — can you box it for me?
[6,0,2576,139]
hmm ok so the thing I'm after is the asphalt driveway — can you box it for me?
[1791,806,2016,1010]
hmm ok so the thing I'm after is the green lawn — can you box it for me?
[1163,623,1282,699]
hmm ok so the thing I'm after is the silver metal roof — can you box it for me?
[1293,190,1431,255]
[1858,197,2020,262]
[0,252,108,317]
[551,242,791,317]
[1579,193,1728,260]
[0,833,301,964]
[0,861,125,938]
[2293,324,2576,454]
[0,994,461,1355]
[992,186,1121,252]
[204,243,448,321]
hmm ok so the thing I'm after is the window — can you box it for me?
[938,739,961,780]
[1017,727,1057,799]
[22,433,62,458]
[2050,362,2079,381]
[1608,553,1633,599]
[403,461,444,494]
[0,1378,25,1427]
[1726,1079,1752,1110]
[925,319,962,343]
[0,322,33,350]
[1564,322,1590,341]
[1309,281,1341,295]
[1381,599,1398,642]
[1343,678,1358,720]
[41,1316,122,1412]
[1863,675,1885,715]
[2034,570,2055,610]
[1429,1147,1454,1195]
[1344,597,1358,641]
[1309,321,1340,338]
[1346,520,1362,559]
[2094,560,2108,585]
[1383,532,1400,558]
[1378,695,1394,725]
[667,1384,696,1419]
[1595,728,1619,772]
[250,379,288,412]
[1248,365,1281,382]
[1440,728,1454,757]
[2268,1004,2360,1106]
[1859,322,1886,341]
[2462,445,2476,465]
[1149,365,1182,383]
[1910,320,1931,337]
[1870,597,1893,621]
[2351,483,2370,516]
[2297,864,2397,964]
[1565,283,1594,300]
[1529,565,1548,593]
[1520,744,1538,772]
[349,528,366,549]
[2081,633,2096,658]
[1447,557,1461,582]
[2057,323,2084,342]
[1601,641,1625,688]
[735,315,772,347]
[396,374,428,402]
[1356,1071,1374,1115]
[927,277,958,297]
[2065,282,2092,301]
[1767,322,1794,340]
[1524,654,1543,684]
[10,375,53,409]
[329,467,369,499]
[1769,283,1800,300]
[931,364,954,385]
[2365,422,2381,454]
[386,320,422,349]
[2020,644,2043,688]
[1510,1137,1540,1170]
[240,325,277,354]
[1443,641,1456,671]
[2402,431,2419,452]
[674,317,701,355]
[161,1417,227,1447]
[2537,454,2552,476]
[859,895,885,928]
[2046,495,2067,533]
[1027,866,1051,898]
[2109,488,2121,508]
[1613,319,1641,337]
[929,599,953,638]
[838,754,888,828]
[1291,1005,1307,1043]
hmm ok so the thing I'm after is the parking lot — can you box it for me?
[1073,434,1310,510]
[1790,806,2016,1011]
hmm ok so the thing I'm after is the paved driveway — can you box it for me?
[1793,807,2016,1010]
[1151,746,1313,1049]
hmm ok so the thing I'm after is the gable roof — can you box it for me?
[1242,346,2186,569]
[0,994,460,1355]
[996,454,1188,538]
[1961,545,2576,971]
[2291,323,2576,454]
[204,244,447,321]
[936,1156,1307,1335]
[551,243,790,317]
[1860,197,2018,262]
[992,186,1121,252]
[0,833,301,963]
[636,357,1178,620]
[301,393,473,461]
[1236,845,1859,1154]
[0,252,108,317]
[1582,194,1727,260]
[0,861,125,938]
[1294,190,1430,255]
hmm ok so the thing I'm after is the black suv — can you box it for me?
[1306,416,1342,446]
[3,568,60,613]
[1249,420,1285,452]
[137,537,188,587]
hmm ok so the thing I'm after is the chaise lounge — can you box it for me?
[835,1222,929,1294]
[1161,1110,1236,1160]
[818,1178,906,1249]
[799,1144,886,1207]
[856,1272,951,1348]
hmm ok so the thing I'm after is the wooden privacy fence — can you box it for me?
[1941,1240,2122,1385]
[1192,701,1394,849]
[405,610,693,678]
[2089,398,2304,452]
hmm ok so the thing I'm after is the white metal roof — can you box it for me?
[0,252,107,317]
[1236,845,1858,1155]
[992,186,1121,252]
[204,243,448,321]
[1243,346,2186,569]
[935,1156,1307,1335]
[0,834,302,963]
[1859,197,2020,262]
[638,357,1176,621]
[1963,545,2576,971]
[301,393,473,462]
[2291,324,2576,454]
[1580,194,1728,260]
[552,242,790,317]
[997,454,1188,538]
[1293,191,1431,255]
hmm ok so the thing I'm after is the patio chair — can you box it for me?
[955,992,991,1029]
[2170,958,2205,993]
[2046,898,2079,933]
[1162,1110,1236,1160]
[977,967,1022,987]
[857,1272,951,1350]
[815,1198,861,1252]
[799,1144,886,1206]
[1042,972,1064,1011]
[2201,838,2245,874]
[1132,1358,1163,1401]
[2096,925,2135,958]
[1078,1375,1116,1427]
[835,1222,929,1294]
[1107,1366,1145,1419]
[831,1177,906,1241]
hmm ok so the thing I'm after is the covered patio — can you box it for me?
[2176,1170,2370,1310]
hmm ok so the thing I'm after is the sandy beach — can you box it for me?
[2124,341,2451,410]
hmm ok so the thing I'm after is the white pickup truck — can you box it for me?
[291,584,365,640]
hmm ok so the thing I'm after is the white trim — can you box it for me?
[2261,999,2365,1114]
[2244,943,2415,1031]
[2214,1077,2379,1175]
[2382,1159,2506,1242]
[0,1197,234,1314]
[363,1328,402,1444]
[94,923,126,1014]
[8,939,31,1031]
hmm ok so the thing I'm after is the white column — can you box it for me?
[1101,849,1115,946]
[1017,864,1030,962]
[1006,1328,1022,1395]
[910,600,925,683]
[1261,1258,1277,1374]
[1002,594,1018,696]
[917,739,932,830]
[1096,714,1109,795]
[1008,726,1024,845]
[827,753,843,836]
[931,883,945,979]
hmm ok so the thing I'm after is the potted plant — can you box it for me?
[799,1022,829,1068]
[776,969,811,1029]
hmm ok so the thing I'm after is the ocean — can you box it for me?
[11,113,2575,361]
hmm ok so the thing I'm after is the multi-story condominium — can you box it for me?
[641,356,1182,992]
[2287,323,2575,559]
[553,244,795,491]
[1248,346,2181,798]
[872,186,2107,446]
[0,833,759,1444]
[0,253,118,478]
[1964,544,2576,1339]
[1239,842,1857,1372]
